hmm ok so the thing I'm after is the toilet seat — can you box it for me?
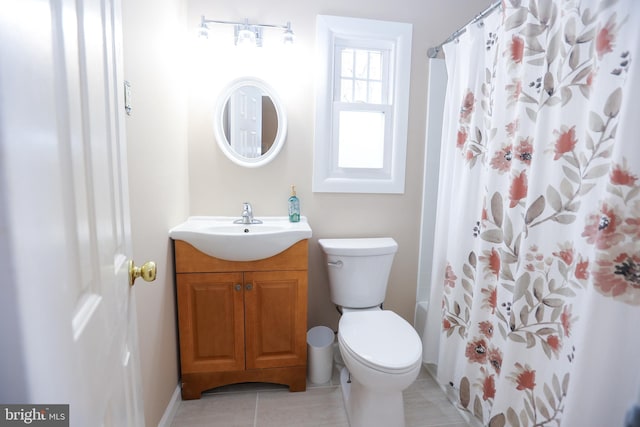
[338,310,422,374]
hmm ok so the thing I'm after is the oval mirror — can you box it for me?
[213,77,287,168]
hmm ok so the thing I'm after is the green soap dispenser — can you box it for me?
[288,185,300,223]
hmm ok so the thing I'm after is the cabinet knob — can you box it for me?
[234,284,242,291]
[245,283,253,291]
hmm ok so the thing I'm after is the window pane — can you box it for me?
[353,80,367,103]
[369,51,382,80]
[341,49,354,77]
[338,110,385,168]
[368,81,382,104]
[340,79,353,102]
[354,50,369,79]
[336,47,386,104]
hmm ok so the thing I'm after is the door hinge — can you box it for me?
[124,80,132,115]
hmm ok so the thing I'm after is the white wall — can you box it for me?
[121,0,189,425]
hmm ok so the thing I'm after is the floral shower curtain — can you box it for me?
[427,0,640,425]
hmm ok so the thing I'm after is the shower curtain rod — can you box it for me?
[427,1,501,58]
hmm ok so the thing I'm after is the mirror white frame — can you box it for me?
[213,77,287,168]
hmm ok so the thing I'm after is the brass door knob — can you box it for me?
[128,260,157,287]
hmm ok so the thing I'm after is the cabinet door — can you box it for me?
[244,270,308,369]
[177,273,245,373]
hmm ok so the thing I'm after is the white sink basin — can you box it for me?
[169,216,312,261]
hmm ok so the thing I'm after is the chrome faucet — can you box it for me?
[234,202,262,224]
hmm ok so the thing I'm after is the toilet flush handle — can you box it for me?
[327,260,343,268]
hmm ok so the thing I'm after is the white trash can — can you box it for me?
[307,326,335,384]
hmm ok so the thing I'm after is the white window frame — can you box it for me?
[313,15,412,193]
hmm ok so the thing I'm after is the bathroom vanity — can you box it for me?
[173,239,308,399]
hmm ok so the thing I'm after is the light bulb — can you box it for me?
[198,25,209,39]
[282,22,294,45]
[236,28,256,46]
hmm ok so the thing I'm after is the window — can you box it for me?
[313,15,412,193]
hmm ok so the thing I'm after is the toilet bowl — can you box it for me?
[338,310,422,427]
[318,238,423,427]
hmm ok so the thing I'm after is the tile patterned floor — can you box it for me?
[170,365,469,427]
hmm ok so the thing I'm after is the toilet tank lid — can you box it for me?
[318,237,398,256]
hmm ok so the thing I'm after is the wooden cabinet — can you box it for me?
[174,239,308,399]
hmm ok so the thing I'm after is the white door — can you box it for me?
[230,86,263,157]
[0,0,148,425]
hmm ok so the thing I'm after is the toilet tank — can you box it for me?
[318,238,398,308]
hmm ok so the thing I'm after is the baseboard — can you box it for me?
[157,384,181,427]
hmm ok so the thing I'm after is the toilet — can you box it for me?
[318,238,422,427]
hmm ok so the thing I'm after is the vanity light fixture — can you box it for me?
[199,16,294,47]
